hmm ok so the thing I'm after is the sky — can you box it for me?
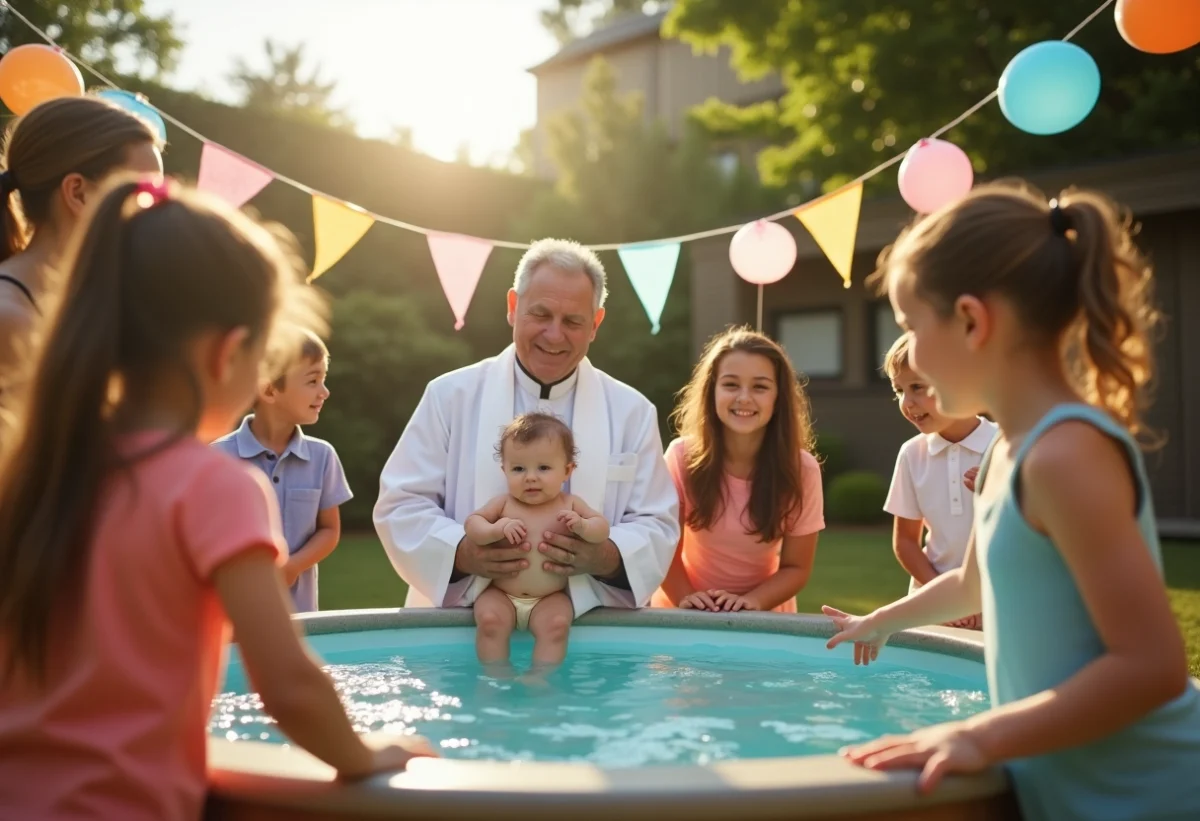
[141,0,562,165]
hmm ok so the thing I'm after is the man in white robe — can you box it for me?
[373,238,680,615]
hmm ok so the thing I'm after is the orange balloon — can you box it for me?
[1116,0,1200,54]
[0,44,85,115]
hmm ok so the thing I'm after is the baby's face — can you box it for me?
[502,436,572,505]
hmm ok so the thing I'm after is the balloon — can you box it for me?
[1115,0,1200,54]
[998,41,1101,135]
[729,219,797,285]
[0,44,84,115]
[95,89,167,142]
[897,138,974,214]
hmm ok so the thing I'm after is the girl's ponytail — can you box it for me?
[0,180,143,685]
[1059,191,1159,439]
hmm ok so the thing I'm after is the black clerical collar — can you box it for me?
[515,355,578,401]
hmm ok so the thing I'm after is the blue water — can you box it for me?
[209,626,988,767]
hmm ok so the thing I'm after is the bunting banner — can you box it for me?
[617,242,681,334]
[426,232,494,330]
[309,194,375,282]
[196,142,274,208]
[793,182,863,289]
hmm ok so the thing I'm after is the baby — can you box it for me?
[465,412,609,670]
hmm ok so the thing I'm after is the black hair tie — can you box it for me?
[1048,198,1071,236]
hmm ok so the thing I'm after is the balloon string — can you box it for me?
[756,285,764,333]
[0,0,1116,253]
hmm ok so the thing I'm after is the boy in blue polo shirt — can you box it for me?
[213,330,352,612]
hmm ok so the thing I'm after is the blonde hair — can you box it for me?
[871,181,1159,437]
[882,331,911,380]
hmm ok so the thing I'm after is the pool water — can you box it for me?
[210,626,989,767]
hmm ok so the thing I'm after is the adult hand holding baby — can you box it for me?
[538,531,620,579]
[454,534,531,581]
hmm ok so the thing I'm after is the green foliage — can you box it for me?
[511,57,784,438]
[228,39,352,131]
[665,0,1200,190]
[826,471,889,525]
[309,293,474,528]
[812,431,848,486]
[0,0,180,81]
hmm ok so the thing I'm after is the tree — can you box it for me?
[0,0,180,80]
[229,39,352,131]
[309,292,473,527]
[540,0,667,44]
[665,0,1200,190]
[511,57,785,436]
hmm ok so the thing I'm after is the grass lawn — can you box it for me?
[321,529,1200,677]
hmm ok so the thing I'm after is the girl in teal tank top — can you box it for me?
[823,181,1200,820]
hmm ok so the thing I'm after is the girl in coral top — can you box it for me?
[652,327,824,613]
[0,176,432,821]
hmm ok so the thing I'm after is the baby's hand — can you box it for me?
[557,510,585,535]
[498,518,527,544]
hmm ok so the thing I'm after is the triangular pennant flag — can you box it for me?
[794,182,863,289]
[426,232,494,330]
[196,143,273,208]
[310,194,374,281]
[617,242,681,334]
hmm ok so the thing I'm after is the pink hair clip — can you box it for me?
[133,176,170,209]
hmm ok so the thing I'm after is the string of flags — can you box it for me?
[0,0,1194,335]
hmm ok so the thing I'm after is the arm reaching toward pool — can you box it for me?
[213,551,438,778]
[824,533,982,665]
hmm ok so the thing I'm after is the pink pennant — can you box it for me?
[427,232,494,330]
[197,143,274,208]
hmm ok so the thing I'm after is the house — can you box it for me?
[527,10,783,178]
[687,147,1200,535]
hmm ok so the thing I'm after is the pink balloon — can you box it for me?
[897,138,974,214]
[729,219,797,285]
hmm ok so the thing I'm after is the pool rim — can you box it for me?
[208,608,1010,820]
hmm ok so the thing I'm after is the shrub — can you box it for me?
[825,470,889,525]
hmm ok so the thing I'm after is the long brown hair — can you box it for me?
[873,181,1159,437]
[0,176,325,685]
[0,95,160,264]
[670,327,816,543]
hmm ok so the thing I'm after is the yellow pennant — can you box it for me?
[309,194,375,282]
[793,182,863,288]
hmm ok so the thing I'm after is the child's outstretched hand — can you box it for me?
[823,605,892,666]
[498,518,527,544]
[557,510,585,536]
[963,466,979,493]
[839,721,990,794]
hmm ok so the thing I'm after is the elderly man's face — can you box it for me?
[507,263,605,384]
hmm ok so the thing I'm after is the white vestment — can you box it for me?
[373,344,680,615]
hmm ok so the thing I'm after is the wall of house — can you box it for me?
[532,37,782,176]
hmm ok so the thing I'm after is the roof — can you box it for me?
[528,10,669,74]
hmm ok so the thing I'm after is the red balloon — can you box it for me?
[1115,0,1200,54]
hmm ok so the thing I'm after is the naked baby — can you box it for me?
[465,412,609,669]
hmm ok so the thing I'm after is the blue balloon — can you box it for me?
[95,89,167,142]
[998,41,1101,135]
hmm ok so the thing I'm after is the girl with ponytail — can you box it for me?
[0,176,433,820]
[824,181,1200,819]
[0,94,162,392]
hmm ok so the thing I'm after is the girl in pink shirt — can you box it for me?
[653,328,824,613]
[0,176,432,821]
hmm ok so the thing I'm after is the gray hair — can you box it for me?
[512,238,608,310]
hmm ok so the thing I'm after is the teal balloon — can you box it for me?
[998,41,1100,135]
[96,89,167,142]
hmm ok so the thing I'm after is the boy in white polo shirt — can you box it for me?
[882,333,997,629]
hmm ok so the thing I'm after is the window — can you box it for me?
[873,301,904,377]
[777,310,842,379]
